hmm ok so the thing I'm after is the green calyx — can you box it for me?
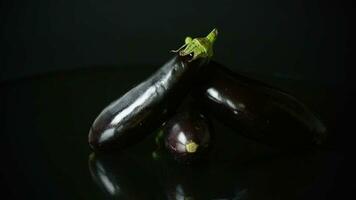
[172,28,218,62]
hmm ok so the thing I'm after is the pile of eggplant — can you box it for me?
[88,29,327,163]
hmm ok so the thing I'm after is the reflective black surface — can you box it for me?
[0,65,353,199]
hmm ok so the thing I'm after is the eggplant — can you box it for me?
[163,109,212,163]
[88,29,218,151]
[196,62,327,148]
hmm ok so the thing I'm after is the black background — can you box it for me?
[1,0,354,199]
[1,0,352,84]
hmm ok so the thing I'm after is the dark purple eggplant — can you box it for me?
[163,109,212,163]
[196,62,327,148]
[88,29,218,151]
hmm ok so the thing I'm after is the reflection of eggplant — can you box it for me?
[163,109,212,163]
[88,30,218,151]
[155,158,248,200]
[196,62,327,148]
[88,153,160,199]
[89,151,325,200]
[164,177,248,200]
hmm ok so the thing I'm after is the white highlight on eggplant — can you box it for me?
[99,128,115,143]
[206,88,222,102]
[110,86,156,125]
[176,143,186,153]
[207,87,245,115]
[226,99,237,110]
[177,131,187,144]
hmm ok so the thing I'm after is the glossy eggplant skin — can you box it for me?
[89,55,205,151]
[164,109,212,163]
[196,62,327,148]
